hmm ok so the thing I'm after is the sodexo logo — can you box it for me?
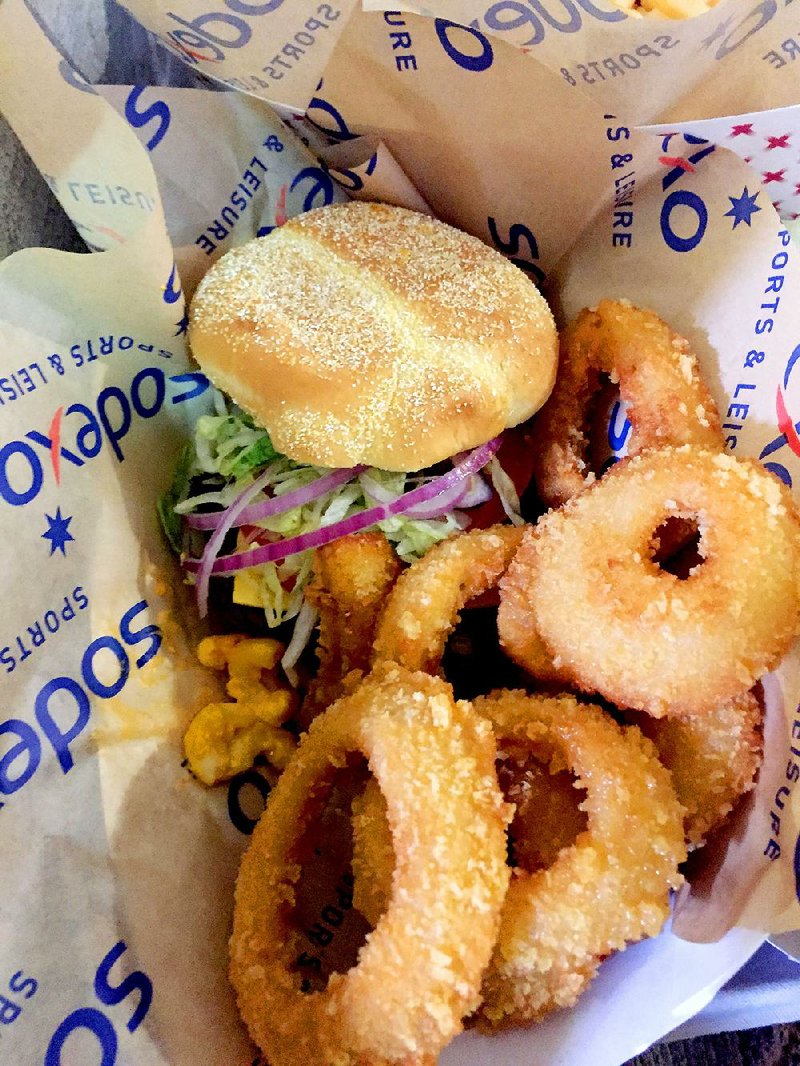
[159,1,288,63]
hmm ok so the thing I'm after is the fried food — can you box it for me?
[372,525,524,673]
[497,578,572,686]
[473,691,686,1028]
[302,532,402,723]
[626,690,763,848]
[223,290,790,1057]
[532,300,723,507]
[502,447,800,716]
[350,743,588,928]
[347,692,682,1028]
[230,665,510,1066]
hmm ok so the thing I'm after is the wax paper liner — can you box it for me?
[1,0,800,1063]
[117,0,800,219]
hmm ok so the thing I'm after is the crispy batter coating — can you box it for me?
[347,693,682,1029]
[350,746,588,928]
[497,580,572,686]
[372,525,524,673]
[532,300,723,507]
[473,691,686,1028]
[303,533,402,723]
[503,447,800,716]
[230,666,510,1066]
[626,690,763,848]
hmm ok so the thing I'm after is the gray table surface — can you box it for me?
[2,1,800,1063]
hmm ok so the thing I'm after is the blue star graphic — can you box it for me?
[174,312,189,337]
[42,508,75,557]
[724,187,761,229]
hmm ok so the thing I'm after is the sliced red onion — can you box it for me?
[360,474,468,520]
[403,478,472,519]
[193,463,279,619]
[281,598,319,687]
[405,473,493,518]
[184,438,500,577]
[186,465,364,531]
[361,470,492,520]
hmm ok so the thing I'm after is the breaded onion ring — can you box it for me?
[303,532,402,723]
[626,690,763,848]
[532,300,723,507]
[230,665,510,1066]
[372,525,524,673]
[497,580,572,687]
[473,691,686,1028]
[502,447,800,716]
[351,745,588,927]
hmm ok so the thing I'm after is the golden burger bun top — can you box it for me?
[189,202,558,471]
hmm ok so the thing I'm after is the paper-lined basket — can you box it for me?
[0,0,799,1062]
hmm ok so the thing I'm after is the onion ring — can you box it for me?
[626,690,763,848]
[230,665,510,1065]
[496,581,572,687]
[350,744,588,928]
[501,447,800,716]
[348,692,683,1028]
[473,690,686,1027]
[532,300,724,507]
[372,525,524,673]
[302,533,402,725]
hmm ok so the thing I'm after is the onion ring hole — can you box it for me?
[290,759,373,994]
[498,746,589,873]
[649,515,703,578]
[586,374,624,480]
[441,605,528,701]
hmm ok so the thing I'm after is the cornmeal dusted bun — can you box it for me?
[189,202,558,471]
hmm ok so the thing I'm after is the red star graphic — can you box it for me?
[772,202,783,212]
[766,134,790,150]
[730,123,754,136]
[763,169,786,184]
[744,157,753,164]
[795,182,800,196]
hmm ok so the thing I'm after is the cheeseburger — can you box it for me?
[160,201,558,650]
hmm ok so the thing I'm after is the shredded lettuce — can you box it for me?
[157,443,194,554]
[194,411,279,479]
[488,456,524,526]
[159,396,464,627]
